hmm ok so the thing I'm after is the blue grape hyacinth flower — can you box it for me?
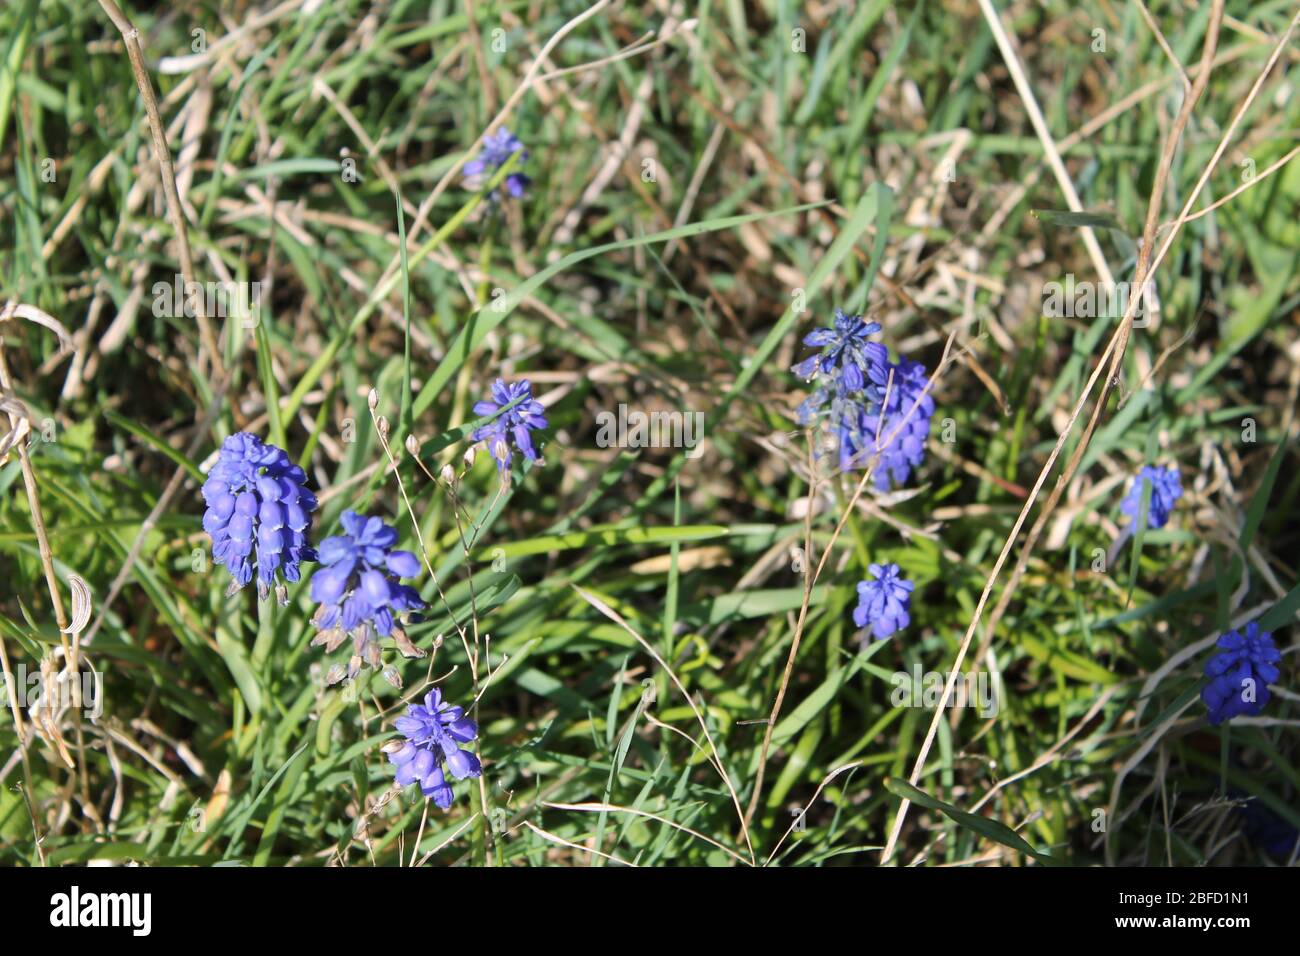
[1120,464,1182,530]
[463,127,530,199]
[791,309,889,392]
[309,511,424,681]
[853,562,915,640]
[791,311,935,487]
[863,356,935,490]
[388,688,481,808]
[471,378,548,473]
[202,432,317,599]
[797,353,934,486]
[1202,621,1281,725]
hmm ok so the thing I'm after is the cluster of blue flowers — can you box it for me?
[183,103,1300,856]
[388,688,482,808]
[200,369,552,803]
[1120,464,1182,531]
[854,562,914,640]
[792,309,887,392]
[863,358,936,492]
[1115,461,1287,730]
[471,377,548,473]
[202,433,317,599]
[1202,621,1280,725]
[310,510,424,634]
[789,312,930,640]
[202,435,482,808]
[793,308,934,487]
[309,510,426,681]
[463,127,530,200]
[786,308,1291,784]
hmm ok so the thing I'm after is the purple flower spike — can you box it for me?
[1120,464,1182,531]
[853,562,915,640]
[863,357,935,490]
[202,433,317,599]
[791,309,888,391]
[791,308,935,487]
[1202,621,1281,725]
[309,510,424,682]
[463,127,530,200]
[388,688,481,808]
[471,378,548,473]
